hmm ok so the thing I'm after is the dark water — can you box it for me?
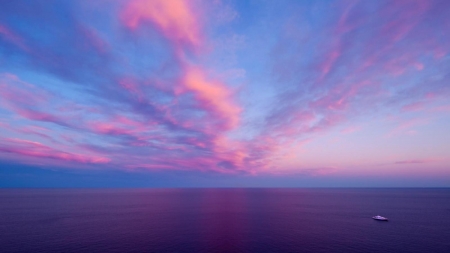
[1,189,449,253]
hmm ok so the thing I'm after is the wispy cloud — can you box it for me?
[0,0,449,178]
[394,160,432,165]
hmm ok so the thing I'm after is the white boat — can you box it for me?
[372,215,388,221]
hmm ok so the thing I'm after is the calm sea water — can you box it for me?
[1,189,449,253]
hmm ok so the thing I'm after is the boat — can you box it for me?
[372,215,388,221]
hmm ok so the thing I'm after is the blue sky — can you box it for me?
[1,0,450,187]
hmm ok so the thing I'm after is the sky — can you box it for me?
[1,0,450,187]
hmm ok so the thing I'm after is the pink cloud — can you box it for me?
[0,74,49,106]
[310,80,371,111]
[355,1,432,74]
[395,159,432,165]
[0,73,72,127]
[431,105,450,113]
[77,26,110,55]
[87,115,151,138]
[401,102,425,112]
[14,125,56,143]
[261,0,449,175]
[0,68,246,174]
[180,66,241,130]
[125,155,238,174]
[126,164,174,170]
[88,122,131,136]
[0,138,110,165]
[434,47,447,59]
[318,48,341,80]
[121,0,202,51]
[386,117,430,137]
[2,0,449,178]
[0,24,29,51]
[340,125,361,134]
[380,1,429,43]
[266,166,338,177]
[118,78,145,101]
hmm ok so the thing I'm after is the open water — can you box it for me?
[1,188,449,252]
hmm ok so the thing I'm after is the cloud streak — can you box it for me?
[0,0,449,179]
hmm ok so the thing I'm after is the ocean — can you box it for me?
[1,188,449,253]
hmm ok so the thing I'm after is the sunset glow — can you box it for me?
[1,0,450,187]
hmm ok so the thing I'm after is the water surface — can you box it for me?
[1,189,449,252]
